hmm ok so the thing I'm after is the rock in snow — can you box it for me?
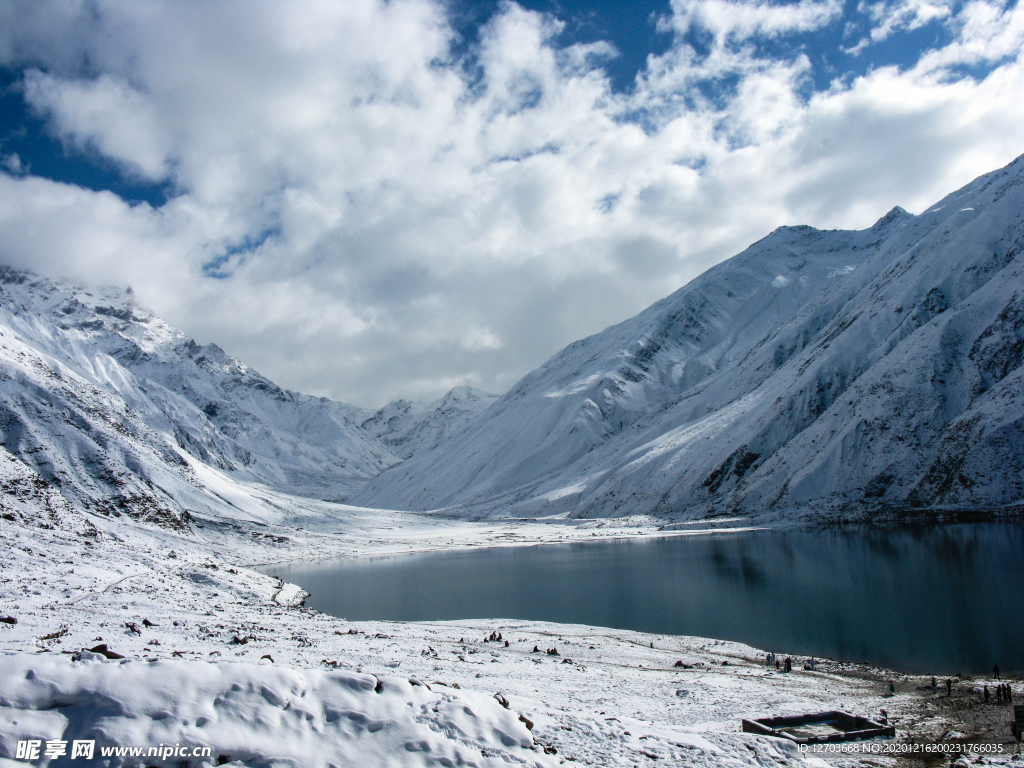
[355,154,1024,522]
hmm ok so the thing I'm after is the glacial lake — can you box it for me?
[264,521,1024,675]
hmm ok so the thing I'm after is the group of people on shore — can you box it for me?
[764,652,809,673]
[985,683,1014,704]
[929,674,1014,703]
[763,654,1012,704]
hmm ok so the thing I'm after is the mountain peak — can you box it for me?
[872,205,912,230]
[361,385,499,460]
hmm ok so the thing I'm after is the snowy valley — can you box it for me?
[2,155,1024,767]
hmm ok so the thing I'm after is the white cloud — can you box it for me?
[2,153,24,174]
[920,0,1024,67]
[0,0,1022,406]
[662,0,844,44]
[850,0,1021,60]
[860,0,954,43]
[23,70,173,180]
[461,328,504,351]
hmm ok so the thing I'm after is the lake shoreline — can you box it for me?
[2,509,1021,766]
[262,519,1024,678]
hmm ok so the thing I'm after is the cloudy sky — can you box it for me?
[0,0,1022,407]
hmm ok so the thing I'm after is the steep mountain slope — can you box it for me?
[0,272,409,524]
[0,301,201,529]
[0,268,507,524]
[361,386,500,459]
[355,154,1024,521]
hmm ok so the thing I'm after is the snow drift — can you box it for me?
[0,653,550,768]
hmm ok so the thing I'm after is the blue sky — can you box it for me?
[2,0,990,198]
[0,0,1022,405]
[451,0,677,91]
[0,69,174,207]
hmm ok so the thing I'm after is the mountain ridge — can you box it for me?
[0,270,495,527]
[2,154,1023,527]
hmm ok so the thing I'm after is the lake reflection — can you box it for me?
[264,522,1024,674]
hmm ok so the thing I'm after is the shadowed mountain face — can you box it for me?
[354,154,1024,522]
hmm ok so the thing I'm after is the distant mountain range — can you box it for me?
[355,154,1024,522]
[3,153,1023,527]
[360,387,499,461]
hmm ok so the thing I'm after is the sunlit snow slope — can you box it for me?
[356,154,1024,521]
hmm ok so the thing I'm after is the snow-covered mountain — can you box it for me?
[355,154,1024,521]
[0,271,496,525]
[0,269,397,509]
[360,386,500,459]
[4,153,1023,527]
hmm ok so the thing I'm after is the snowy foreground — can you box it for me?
[2,488,1022,768]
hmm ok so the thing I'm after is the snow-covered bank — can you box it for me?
[3,496,1022,767]
[0,501,805,768]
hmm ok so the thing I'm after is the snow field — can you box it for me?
[0,501,926,768]
[0,654,547,768]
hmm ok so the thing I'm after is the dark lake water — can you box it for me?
[264,521,1024,675]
